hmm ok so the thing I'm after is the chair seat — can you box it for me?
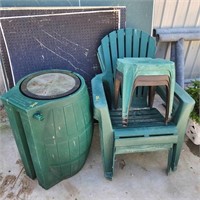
[111,108,178,156]
[110,108,178,138]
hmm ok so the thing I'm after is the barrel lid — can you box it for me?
[20,70,81,100]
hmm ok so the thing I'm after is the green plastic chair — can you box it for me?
[91,28,195,179]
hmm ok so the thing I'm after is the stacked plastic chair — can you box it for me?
[114,57,175,125]
[92,28,194,179]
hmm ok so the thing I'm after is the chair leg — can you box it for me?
[114,73,122,109]
[112,149,116,177]
[98,120,114,180]
[165,84,170,124]
[149,86,156,108]
[171,143,181,172]
[166,147,173,175]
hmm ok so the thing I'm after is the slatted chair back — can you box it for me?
[97,28,156,108]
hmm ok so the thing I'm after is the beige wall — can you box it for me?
[153,0,200,80]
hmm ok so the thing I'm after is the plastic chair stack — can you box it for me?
[114,58,175,126]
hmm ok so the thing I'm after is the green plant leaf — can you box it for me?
[186,80,200,124]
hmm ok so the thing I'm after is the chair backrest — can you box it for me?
[97,28,156,108]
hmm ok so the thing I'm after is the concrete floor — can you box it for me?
[0,106,200,200]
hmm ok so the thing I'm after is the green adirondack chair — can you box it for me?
[91,28,195,179]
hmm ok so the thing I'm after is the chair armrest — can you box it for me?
[91,73,110,121]
[91,73,114,179]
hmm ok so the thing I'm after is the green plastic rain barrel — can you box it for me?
[1,70,93,189]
